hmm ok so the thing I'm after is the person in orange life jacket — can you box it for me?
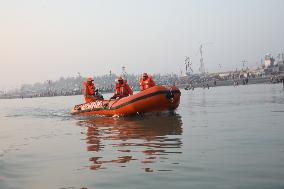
[83,77,102,103]
[139,73,156,91]
[110,77,133,99]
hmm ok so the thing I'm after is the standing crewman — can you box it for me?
[110,77,133,99]
[83,77,101,103]
[139,73,156,91]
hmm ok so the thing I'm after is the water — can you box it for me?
[0,84,284,189]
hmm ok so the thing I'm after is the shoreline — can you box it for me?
[1,77,283,100]
[178,76,276,89]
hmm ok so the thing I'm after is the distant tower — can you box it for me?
[198,42,213,75]
[184,56,193,76]
[199,44,205,74]
[218,64,222,72]
[241,60,248,70]
[122,66,127,79]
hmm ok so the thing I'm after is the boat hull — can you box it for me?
[71,85,181,116]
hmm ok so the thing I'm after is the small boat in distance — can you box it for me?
[71,85,181,116]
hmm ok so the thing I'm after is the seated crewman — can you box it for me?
[139,73,156,91]
[110,77,133,99]
[83,77,103,103]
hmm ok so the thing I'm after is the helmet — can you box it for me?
[142,73,148,77]
[117,76,123,81]
[86,77,94,82]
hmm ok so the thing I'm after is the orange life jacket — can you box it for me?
[83,82,96,103]
[114,82,133,98]
[139,76,156,91]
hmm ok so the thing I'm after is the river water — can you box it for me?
[0,84,284,189]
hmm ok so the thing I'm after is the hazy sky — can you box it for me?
[0,0,283,89]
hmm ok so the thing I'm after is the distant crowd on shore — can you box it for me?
[1,73,284,99]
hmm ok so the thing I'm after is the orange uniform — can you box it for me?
[112,80,133,99]
[83,81,97,103]
[139,74,156,91]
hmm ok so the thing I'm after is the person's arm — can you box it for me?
[83,86,89,97]
[110,94,118,99]
[139,79,144,91]
[150,77,156,86]
[126,84,133,95]
[110,89,118,99]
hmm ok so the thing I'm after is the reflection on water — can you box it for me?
[76,114,183,172]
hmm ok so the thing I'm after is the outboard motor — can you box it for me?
[95,89,104,100]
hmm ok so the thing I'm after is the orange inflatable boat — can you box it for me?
[71,85,181,116]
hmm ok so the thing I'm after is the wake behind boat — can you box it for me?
[71,85,181,116]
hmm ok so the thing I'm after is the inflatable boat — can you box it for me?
[71,85,181,116]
